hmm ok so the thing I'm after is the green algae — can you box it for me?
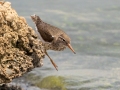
[35,76,66,90]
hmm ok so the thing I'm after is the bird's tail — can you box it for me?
[31,14,42,25]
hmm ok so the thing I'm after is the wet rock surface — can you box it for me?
[0,1,45,85]
[0,84,22,90]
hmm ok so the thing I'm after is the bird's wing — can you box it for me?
[38,27,54,42]
[46,23,64,36]
[37,20,64,42]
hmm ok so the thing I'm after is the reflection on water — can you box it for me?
[9,0,120,90]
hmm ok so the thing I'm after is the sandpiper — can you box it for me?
[31,14,75,70]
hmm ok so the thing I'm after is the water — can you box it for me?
[8,0,120,90]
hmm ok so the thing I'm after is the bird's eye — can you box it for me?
[59,37,66,42]
[62,38,65,42]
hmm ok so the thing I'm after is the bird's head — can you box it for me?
[58,34,76,54]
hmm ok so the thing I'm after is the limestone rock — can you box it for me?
[0,1,45,84]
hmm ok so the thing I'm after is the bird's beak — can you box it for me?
[67,44,76,54]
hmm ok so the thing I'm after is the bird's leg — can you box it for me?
[45,51,58,71]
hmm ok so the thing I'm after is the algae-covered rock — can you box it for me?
[35,76,66,90]
[0,1,45,84]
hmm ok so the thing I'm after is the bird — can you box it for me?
[31,14,75,71]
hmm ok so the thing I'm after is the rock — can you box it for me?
[0,1,45,84]
[0,84,23,90]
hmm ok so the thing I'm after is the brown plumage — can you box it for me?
[31,14,75,70]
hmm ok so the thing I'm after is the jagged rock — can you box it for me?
[0,1,45,84]
[0,84,22,90]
